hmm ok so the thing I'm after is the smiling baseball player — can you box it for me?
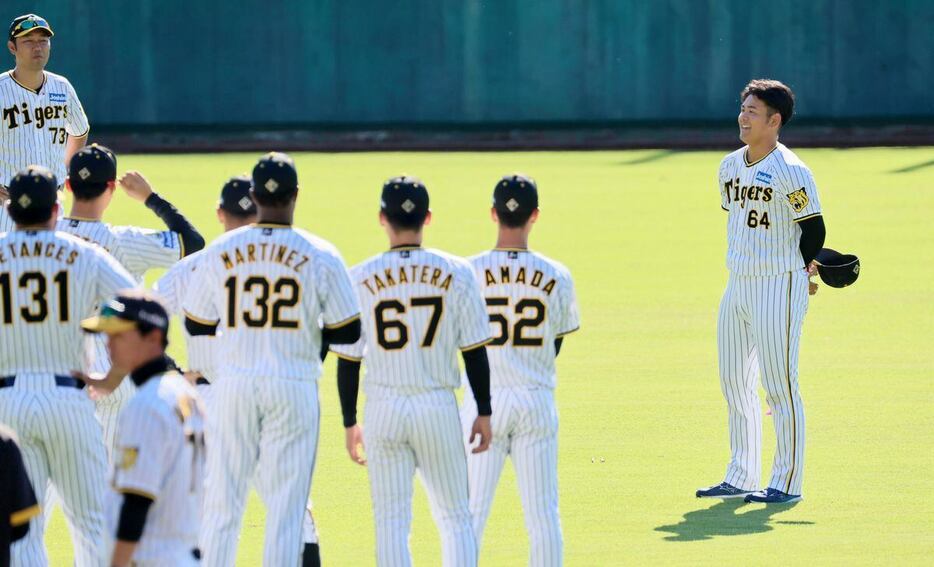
[183,152,361,566]
[0,13,89,233]
[697,79,826,504]
[463,174,579,566]
[331,175,493,567]
[0,165,136,566]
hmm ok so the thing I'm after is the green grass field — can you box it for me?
[44,147,933,565]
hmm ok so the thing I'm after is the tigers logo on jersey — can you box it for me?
[786,188,809,213]
[118,446,139,470]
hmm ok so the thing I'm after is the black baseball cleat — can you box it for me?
[696,482,755,499]
[743,488,802,504]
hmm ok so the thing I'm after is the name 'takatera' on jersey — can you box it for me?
[0,71,89,186]
[719,143,822,275]
[183,224,359,382]
[471,249,580,390]
[331,247,492,393]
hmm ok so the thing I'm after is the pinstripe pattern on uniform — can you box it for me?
[332,247,489,567]
[462,249,578,567]
[0,229,134,566]
[57,217,183,460]
[183,224,357,566]
[108,371,205,565]
[717,269,808,495]
[0,71,89,186]
[719,143,822,276]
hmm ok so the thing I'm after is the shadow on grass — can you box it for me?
[890,159,934,173]
[654,499,813,542]
[618,149,681,166]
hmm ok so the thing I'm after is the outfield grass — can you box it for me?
[45,147,934,565]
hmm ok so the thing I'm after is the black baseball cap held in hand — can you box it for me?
[7,165,58,216]
[68,144,117,189]
[81,293,170,335]
[219,175,256,216]
[814,248,860,288]
[9,14,53,41]
[493,173,538,222]
[252,152,298,202]
[381,175,429,227]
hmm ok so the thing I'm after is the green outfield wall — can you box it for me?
[7,0,933,127]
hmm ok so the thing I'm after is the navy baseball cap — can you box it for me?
[219,175,256,216]
[493,174,538,222]
[381,175,429,227]
[7,165,58,217]
[251,152,298,202]
[81,292,170,335]
[814,248,860,288]
[9,14,53,41]
[68,144,117,193]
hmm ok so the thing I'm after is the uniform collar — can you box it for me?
[130,355,176,387]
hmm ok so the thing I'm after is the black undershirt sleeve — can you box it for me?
[798,215,826,267]
[462,346,492,416]
[185,316,218,337]
[115,493,153,542]
[322,319,361,346]
[336,358,361,427]
[555,337,564,357]
[145,193,206,256]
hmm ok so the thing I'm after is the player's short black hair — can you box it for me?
[741,79,795,126]
[7,202,53,225]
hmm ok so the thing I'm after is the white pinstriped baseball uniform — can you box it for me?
[57,217,183,461]
[331,246,492,567]
[717,142,821,496]
[0,71,89,234]
[0,228,135,566]
[461,248,579,567]
[183,223,359,567]
[107,369,205,567]
[153,251,322,546]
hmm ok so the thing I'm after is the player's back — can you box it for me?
[345,247,491,394]
[470,249,579,390]
[184,224,356,381]
[0,229,134,374]
[57,218,181,281]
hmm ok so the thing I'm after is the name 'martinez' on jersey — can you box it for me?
[331,247,492,394]
[0,71,89,185]
[719,142,822,275]
[471,249,580,390]
[182,223,359,382]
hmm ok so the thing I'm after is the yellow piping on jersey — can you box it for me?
[8,70,47,95]
[332,352,362,363]
[324,313,361,330]
[743,145,778,167]
[792,212,822,223]
[117,487,158,501]
[460,337,493,352]
[556,326,580,338]
[10,503,40,527]
[183,310,218,326]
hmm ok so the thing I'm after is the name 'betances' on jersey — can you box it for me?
[218,242,310,272]
[482,265,557,295]
[2,102,70,130]
[0,239,79,265]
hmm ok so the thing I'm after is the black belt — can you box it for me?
[0,375,84,389]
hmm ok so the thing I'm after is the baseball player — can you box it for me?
[153,176,327,566]
[462,175,579,566]
[0,165,136,566]
[58,144,204,460]
[1,424,39,566]
[0,13,89,233]
[183,152,361,566]
[80,291,205,567]
[331,175,493,567]
[697,79,826,504]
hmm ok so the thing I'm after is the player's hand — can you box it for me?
[118,171,154,202]
[0,184,8,202]
[469,416,492,454]
[345,424,366,466]
[806,261,819,296]
[808,281,819,296]
[71,370,113,400]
